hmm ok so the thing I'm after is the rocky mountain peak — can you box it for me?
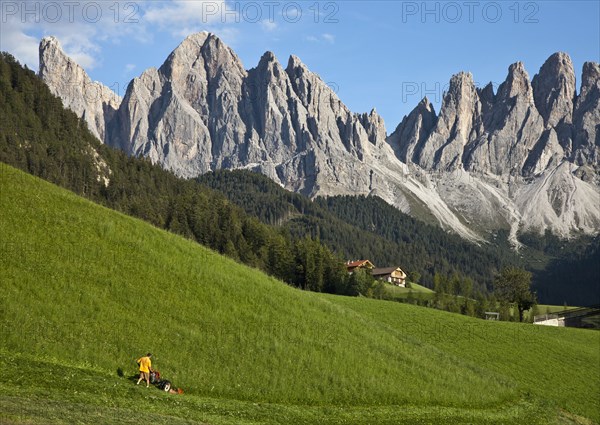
[444,72,478,109]
[445,71,478,114]
[286,55,309,73]
[573,61,600,167]
[420,96,434,108]
[477,82,496,114]
[39,36,76,81]
[448,71,474,90]
[387,97,437,163]
[358,108,387,146]
[39,36,61,54]
[39,36,121,142]
[260,51,277,63]
[498,61,534,102]
[255,51,283,76]
[284,53,344,117]
[160,32,209,72]
[410,70,480,170]
[160,31,245,83]
[580,61,600,96]
[478,82,495,99]
[181,31,212,47]
[543,51,572,68]
[531,52,576,128]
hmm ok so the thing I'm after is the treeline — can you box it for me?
[394,274,488,319]
[340,269,538,322]
[199,170,600,305]
[199,170,520,291]
[392,272,540,323]
[0,52,357,295]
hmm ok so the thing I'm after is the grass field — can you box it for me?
[537,305,580,314]
[1,163,599,424]
[383,281,436,302]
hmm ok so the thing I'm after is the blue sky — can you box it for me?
[1,1,598,131]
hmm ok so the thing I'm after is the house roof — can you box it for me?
[346,260,374,269]
[371,267,405,276]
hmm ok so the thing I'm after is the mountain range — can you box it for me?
[38,33,600,244]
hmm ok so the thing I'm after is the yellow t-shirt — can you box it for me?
[137,356,152,373]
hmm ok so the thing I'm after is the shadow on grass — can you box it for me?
[117,367,141,385]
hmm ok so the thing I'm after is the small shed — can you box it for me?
[485,312,500,321]
[534,305,600,329]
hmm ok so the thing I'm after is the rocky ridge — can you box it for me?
[38,34,600,244]
[38,36,121,142]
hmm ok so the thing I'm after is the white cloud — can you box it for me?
[140,1,241,45]
[124,63,136,73]
[207,27,240,46]
[51,25,101,69]
[305,34,336,45]
[0,1,145,71]
[322,33,335,44]
[0,0,242,73]
[260,19,277,32]
[144,0,231,32]
[0,21,39,67]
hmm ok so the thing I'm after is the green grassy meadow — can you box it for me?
[384,282,435,301]
[538,305,580,314]
[1,163,599,424]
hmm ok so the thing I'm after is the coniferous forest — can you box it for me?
[198,170,517,290]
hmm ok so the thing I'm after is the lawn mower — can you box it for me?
[149,370,183,394]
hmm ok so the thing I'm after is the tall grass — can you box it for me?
[1,163,598,423]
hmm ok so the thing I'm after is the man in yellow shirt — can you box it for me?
[136,353,153,387]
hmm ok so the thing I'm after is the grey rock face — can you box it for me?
[532,52,576,129]
[38,36,121,142]
[389,56,599,240]
[396,56,598,182]
[466,62,546,176]
[108,33,388,196]
[388,97,437,163]
[573,62,600,168]
[38,35,600,242]
[416,72,482,171]
[357,109,387,147]
[532,52,576,154]
[477,82,495,115]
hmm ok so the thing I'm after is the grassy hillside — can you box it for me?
[384,282,435,302]
[1,164,599,424]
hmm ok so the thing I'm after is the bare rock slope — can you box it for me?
[38,37,121,142]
